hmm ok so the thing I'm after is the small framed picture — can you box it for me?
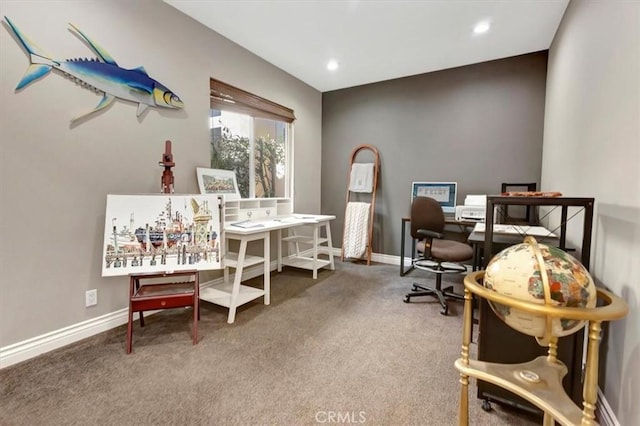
[196,168,240,200]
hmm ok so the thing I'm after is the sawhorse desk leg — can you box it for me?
[324,221,335,272]
[226,232,271,324]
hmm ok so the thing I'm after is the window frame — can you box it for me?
[210,79,295,199]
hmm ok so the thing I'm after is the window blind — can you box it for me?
[210,79,295,123]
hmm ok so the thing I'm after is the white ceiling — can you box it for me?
[164,0,569,93]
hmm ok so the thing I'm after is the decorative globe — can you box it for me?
[483,237,597,341]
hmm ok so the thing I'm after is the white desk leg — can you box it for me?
[293,227,301,257]
[325,221,335,271]
[224,236,230,283]
[277,229,282,273]
[312,224,319,279]
[263,232,270,305]
[228,238,247,324]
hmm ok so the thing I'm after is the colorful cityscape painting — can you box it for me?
[102,194,222,277]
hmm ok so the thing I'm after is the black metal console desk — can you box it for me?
[483,196,594,268]
[476,196,595,414]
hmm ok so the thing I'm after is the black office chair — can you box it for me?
[403,196,474,315]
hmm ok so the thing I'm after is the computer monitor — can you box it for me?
[411,182,458,214]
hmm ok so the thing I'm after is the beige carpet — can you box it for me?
[0,261,541,425]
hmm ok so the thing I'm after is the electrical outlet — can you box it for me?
[85,289,97,307]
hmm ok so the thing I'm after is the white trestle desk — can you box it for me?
[199,207,335,324]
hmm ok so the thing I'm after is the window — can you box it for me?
[209,79,295,199]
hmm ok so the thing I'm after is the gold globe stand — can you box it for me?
[456,270,628,425]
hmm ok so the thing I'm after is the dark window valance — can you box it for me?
[210,79,295,123]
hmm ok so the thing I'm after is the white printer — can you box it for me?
[455,195,487,222]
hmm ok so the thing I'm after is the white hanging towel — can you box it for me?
[343,202,371,259]
[349,163,375,193]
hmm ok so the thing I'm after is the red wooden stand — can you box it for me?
[126,270,199,354]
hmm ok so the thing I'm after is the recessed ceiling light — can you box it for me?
[327,60,339,71]
[473,21,491,35]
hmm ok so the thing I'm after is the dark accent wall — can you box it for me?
[322,52,548,256]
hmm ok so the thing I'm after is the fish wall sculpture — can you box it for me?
[4,16,184,122]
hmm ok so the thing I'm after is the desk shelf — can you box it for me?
[224,251,265,269]
[281,235,329,245]
[200,282,265,308]
[281,255,332,271]
[202,251,266,312]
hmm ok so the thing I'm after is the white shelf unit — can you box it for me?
[224,197,292,223]
[199,283,264,308]
[224,251,265,268]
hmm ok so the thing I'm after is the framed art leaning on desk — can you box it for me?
[196,167,241,200]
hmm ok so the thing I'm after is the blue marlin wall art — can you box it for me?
[4,16,184,123]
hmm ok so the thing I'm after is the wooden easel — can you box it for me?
[126,141,201,353]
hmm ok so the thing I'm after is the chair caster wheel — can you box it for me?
[403,296,410,303]
[440,309,448,316]
[481,399,492,412]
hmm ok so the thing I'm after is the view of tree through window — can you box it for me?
[209,79,294,199]
[209,111,287,198]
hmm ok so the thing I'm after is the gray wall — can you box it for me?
[542,1,640,422]
[0,0,322,348]
[322,52,548,256]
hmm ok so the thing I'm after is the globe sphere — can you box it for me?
[483,237,597,341]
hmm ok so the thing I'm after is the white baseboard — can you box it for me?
[597,387,620,426]
[0,262,270,369]
[329,246,404,266]
[0,308,129,369]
